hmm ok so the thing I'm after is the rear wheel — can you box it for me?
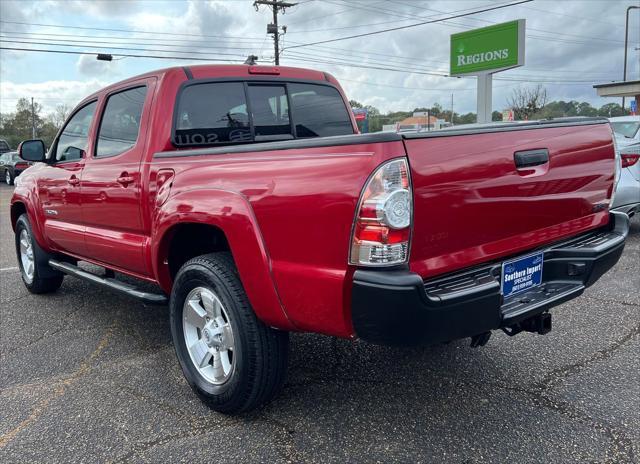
[170,252,289,414]
[5,170,13,186]
[15,214,64,293]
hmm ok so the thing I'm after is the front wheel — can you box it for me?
[170,252,289,414]
[15,214,64,293]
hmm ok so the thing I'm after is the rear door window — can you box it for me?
[173,81,354,147]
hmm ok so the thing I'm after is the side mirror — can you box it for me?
[62,146,85,160]
[18,139,46,162]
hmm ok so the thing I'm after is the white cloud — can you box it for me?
[1,79,109,115]
[76,54,119,77]
[1,0,638,115]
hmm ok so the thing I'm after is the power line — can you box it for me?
[320,0,624,44]
[0,20,265,41]
[3,39,254,58]
[280,53,617,84]
[334,76,517,92]
[283,0,533,49]
[0,39,253,58]
[519,3,640,29]
[0,46,244,62]
[0,30,263,50]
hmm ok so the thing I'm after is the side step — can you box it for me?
[49,259,168,305]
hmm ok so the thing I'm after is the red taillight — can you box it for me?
[349,158,412,266]
[621,154,640,168]
[15,162,28,170]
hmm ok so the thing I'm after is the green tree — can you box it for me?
[598,102,629,117]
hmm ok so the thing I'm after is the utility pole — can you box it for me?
[31,97,36,138]
[450,93,454,126]
[622,5,639,110]
[254,0,297,65]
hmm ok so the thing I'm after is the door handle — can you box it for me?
[116,173,134,186]
[514,149,549,169]
[68,176,80,186]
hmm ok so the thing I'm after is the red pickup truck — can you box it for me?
[12,65,628,413]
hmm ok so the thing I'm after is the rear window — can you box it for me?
[288,83,354,138]
[611,121,640,139]
[174,81,353,147]
[0,140,10,151]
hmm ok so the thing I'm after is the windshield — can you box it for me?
[611,121,640,138]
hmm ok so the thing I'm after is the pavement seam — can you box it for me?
[106,413,240,464]
[0,345,175,395]
[283,324,640,463]
[583,295,640,308]
[0,314,116,449]
[1,302,87,356]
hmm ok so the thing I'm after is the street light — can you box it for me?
[622,5,639,110]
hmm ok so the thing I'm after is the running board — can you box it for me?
[48,259,168,305]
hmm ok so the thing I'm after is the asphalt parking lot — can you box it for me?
[0,182,638,464]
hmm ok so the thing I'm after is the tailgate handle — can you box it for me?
[514,149,549,168]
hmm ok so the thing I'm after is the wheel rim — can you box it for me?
[183,287,236,385]
[19,228,35,283]
[5,171,10,184]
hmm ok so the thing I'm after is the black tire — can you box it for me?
[5,169,13,186]
[15,214,64,294]
[170,252,289,414]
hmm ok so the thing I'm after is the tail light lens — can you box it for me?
[15,162,28,170]
[621,154,640,168]
[609,131,622,208]
[349,158,412,266]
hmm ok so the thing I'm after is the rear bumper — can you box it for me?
[612,202,640,217]
[351,212,629,346]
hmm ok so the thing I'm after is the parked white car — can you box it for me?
[609,116,640,217]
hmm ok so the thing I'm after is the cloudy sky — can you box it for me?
[1,0,638,117]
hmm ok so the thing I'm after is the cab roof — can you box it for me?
[79,64,333,105]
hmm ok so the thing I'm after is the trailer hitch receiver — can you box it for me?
[502,313,552,337]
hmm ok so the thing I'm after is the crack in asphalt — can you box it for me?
[583,295,640,308]
[1,300,87,356]
[282,324,640,463]
[0,315,117,449]
[106,412,240,464]
[0,344,175,395]
[250,413,305,464]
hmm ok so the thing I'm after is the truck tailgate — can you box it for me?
[403,120,616,279]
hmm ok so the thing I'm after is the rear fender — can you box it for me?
[152,188,295,330]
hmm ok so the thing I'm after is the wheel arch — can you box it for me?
[152,188,295,331]
[10,201,27,230]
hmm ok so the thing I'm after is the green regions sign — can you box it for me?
[450,19,525,76]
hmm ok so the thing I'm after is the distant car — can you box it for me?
[0,138,11,154]
[609,116,640,217]
[0,151,32,185]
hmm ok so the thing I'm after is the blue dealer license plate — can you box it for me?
[501,252,544,298]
